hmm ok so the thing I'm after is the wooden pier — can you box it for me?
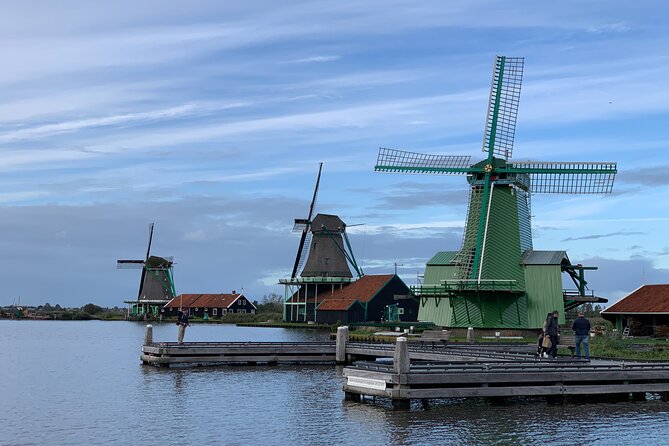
[343,337,669,409]
[140,325,669,409]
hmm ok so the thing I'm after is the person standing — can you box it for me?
[545,310,560,358]
[572,312,591,361]
[177,309,190,344]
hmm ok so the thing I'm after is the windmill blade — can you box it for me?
[290,164,323,278]
[482,56,524,160]
[307,163,323,221]
[375,148,471,174]
[296,232,313,276]
[506,161,617,194]
[137,223,154,300]
[291,229,309,278]
[117,260,145,269]
[145,223,154,261]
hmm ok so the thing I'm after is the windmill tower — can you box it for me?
[280,164,363,322]
[375,56,617,329]
[118,223,177,319]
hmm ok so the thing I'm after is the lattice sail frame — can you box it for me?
[482,57,524,160]
[376,148,471,174]
[507,161,617,194]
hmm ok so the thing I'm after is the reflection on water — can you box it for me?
[2,320,668,446]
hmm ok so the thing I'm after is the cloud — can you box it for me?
[561,231,644,242]
[282,55,341,64]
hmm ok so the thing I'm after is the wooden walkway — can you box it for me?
[139,325,669,409]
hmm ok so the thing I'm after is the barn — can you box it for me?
[602,284,669,337]
[314,274,416,324]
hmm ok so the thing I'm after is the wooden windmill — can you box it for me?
[118,223,176,318]
[281,164,363,322]
[375,56,617,328]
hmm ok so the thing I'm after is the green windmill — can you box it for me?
[375,56,617,329]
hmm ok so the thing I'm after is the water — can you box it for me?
[2,320,668,445]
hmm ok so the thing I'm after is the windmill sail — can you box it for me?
[291,163,323,278]
[376,148,471,174]
[482,57,524,160]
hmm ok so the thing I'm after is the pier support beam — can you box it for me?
[144,324,153,346]
[392,336,411,410]
[336,326,349,364]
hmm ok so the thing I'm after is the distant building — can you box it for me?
[602,284,669,337]
[314,274,417,324]
[164,292,257,319]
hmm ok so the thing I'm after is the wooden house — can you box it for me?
[164,292,257,319]
[602,284,669,337]
[315,274,416,324]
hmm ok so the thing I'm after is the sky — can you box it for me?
[1,1,669,308]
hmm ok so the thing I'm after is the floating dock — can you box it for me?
[140,326,669,409]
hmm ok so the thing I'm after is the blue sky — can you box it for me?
[1,1,668,307]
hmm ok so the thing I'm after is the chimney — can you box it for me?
[232,290,236,294]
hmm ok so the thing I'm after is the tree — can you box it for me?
[82,303,103,315]
[257,293,283,314]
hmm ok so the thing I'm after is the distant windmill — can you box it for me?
[375,56,617,328]
[281,164,363,322]
[118,223,176,318]
[290,163,362,279]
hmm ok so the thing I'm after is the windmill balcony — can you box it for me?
[411,279,520,297]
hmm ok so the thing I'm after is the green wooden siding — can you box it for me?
[479,186,526,289]
[524,265,565,328]
[418,263,458,326]
[447,293,528,328]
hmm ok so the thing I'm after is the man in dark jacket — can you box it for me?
[177,309,190,344]
[545,310,560,358]
[572,312,591,361]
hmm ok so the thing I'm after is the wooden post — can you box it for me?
[144,324,153,346]
[336,326,349,364]
[392,336,411,410]
[393,336,410,374]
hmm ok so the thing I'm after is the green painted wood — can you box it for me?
[524,265,565,327]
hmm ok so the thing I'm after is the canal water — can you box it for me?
[2,320,668,445]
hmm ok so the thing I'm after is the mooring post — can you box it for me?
[392,336,411,410]
[144,324,153,346]
[467,327,475,343]
[336,326,349,364]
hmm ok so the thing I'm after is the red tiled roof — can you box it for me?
[316,274,398,312]
[316,298,360,311]
[603,285,669,314]
[326,274,395,303]
[165,294,202,308]
[165,293,255,309]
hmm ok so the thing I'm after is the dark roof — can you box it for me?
[603,285,669,314]
[165,293,256,309]
[426,251,459,266]
[522,250,569,265]
[310,214,345,233]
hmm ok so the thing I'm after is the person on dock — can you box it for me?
[545,310,559,359]
[539,312,552,358]
[177,309,190,344]
[572,312,591,361]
